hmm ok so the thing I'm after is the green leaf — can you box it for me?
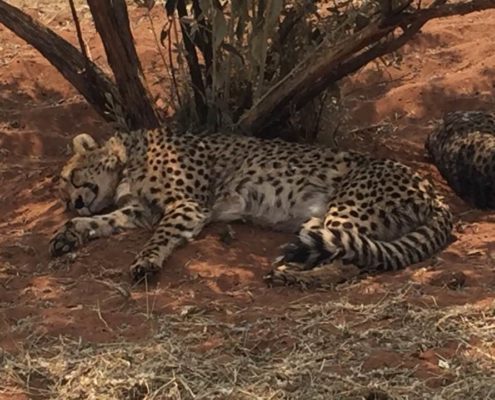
[213,10,228,50]
[250,28,265,67]
[265,0,283,31]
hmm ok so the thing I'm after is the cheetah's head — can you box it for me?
[58,133,127,216]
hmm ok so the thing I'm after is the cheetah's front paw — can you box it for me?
[49,220,88,256]
[49,218,99,257]
[130,257,161,282]
[50,230,79,256]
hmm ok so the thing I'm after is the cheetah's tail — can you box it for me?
[272,202,454,282]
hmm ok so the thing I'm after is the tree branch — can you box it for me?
[387,0,495,26]
[238,0,495,135]
[302,21,424,107]
[0,0,120,122]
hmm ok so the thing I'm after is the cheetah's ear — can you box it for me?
[106,137,127,164]
[72,133,98,154]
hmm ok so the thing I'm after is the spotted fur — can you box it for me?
[426,110,495,209]
[50,127,453,286]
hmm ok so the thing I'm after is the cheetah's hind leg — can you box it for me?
[272,216,343,270]
[264,259,361,289]
[265,217,358,288]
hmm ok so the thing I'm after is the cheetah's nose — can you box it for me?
[74,195,85,210]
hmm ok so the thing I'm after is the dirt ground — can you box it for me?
[1,2,495,399]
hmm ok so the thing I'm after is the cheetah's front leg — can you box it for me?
[50,199,151,256]
[130,200,210,282]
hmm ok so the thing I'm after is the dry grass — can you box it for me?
[2,283,494,400]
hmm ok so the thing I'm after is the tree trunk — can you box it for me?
[86,0,160,130]
[0,0,120,123]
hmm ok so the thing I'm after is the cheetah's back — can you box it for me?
[426,111,495,209]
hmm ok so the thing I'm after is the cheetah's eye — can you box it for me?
[70,169,85,187]
[84,182,99,195]
[69,169,99,195]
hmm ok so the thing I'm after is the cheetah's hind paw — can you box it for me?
[130,257,161,283]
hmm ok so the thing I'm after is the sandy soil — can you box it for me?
[0,3,494,399]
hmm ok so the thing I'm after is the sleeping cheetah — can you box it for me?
[426,110,495,209]
[50,127,453,286]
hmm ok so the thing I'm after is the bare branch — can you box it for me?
[389,0,495,26]
[0,0,120,122]
[68,0,90,61]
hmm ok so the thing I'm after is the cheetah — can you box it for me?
[426,110,495,209]
[50,127,453,286]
